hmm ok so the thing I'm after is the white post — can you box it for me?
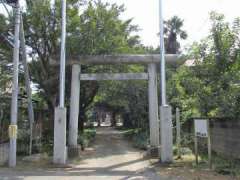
[59,0,66,108]
[158,0,173,163]
[9,1,20,168]
[148,63,159,149]
[160,106,173,162]
[54,0,67,164]
[53,108,67,164]
[159,0,166,106]
[69,65,81,147]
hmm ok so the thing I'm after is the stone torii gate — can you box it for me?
[55,54,178,162]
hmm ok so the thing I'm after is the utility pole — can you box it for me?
[59,0,66,108]
[19,13,35,156]
[159,0,166,106]
[53,0,67,164]
[9,0,20,167]
[159,0,173,163]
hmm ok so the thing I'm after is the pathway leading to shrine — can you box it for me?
[0,127,177,180]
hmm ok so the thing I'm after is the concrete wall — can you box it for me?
[0,143,9,165]
[184,118,240,159]
[210,119,240,159]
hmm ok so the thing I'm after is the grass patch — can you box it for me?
[171,148,240,178]
[78,128,96,150]
[211,153,240,176]
[120,128,149,150]
[155,153,239,180]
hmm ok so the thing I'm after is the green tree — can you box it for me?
[20,0,142,131]
[164,16,187,54]
[168,12,240,122]
[0,14,12,95]
[94,65,148,129]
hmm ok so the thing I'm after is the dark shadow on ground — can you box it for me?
[0,158,160,178]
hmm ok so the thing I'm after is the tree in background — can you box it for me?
[168,12,240,122]
[164,16,187,54]
[0,14,12,142]
[149,16,187,54]
[20,0,142,132]
[94,64,148,129]
[0,14,12,96]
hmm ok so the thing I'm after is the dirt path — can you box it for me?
[0,127,167,180]
[68,127,162,180]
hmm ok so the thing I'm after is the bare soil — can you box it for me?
[153,157,238,180]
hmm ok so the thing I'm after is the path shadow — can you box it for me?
[77,127,145,161]
[0,127,162,179]
[0,157,156,177]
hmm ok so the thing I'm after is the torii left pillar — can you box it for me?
[148,63,160,156]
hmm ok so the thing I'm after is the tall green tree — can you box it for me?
[19,0,142,130]
[0,14,12,95]
[164,16,187,54]
[168,12,240,122]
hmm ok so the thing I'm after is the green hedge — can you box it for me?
[78,128,96,150]
[122,128,149,150]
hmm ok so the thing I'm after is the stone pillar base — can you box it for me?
[53,107,67,164]
[68,146,81,158]
[147,145,161,158]
[160,105,173,163]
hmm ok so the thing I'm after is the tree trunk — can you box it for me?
[79,110,85,133]
[111,112,116,127]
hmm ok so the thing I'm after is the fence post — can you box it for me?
[176,108,181,158]
[207,120,212,169]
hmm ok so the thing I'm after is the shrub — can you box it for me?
[78,128,96,150]
[122,128,149,150]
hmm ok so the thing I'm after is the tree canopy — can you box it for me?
[164,16,187,54]
[168,12,240,121]
[19,0,142,118]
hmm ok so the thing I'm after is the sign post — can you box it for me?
[194,119,212,169]
[207,120,212,168]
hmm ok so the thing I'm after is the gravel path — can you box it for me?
[0,127,166,180]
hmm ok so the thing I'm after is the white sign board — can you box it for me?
[194,119,208,137]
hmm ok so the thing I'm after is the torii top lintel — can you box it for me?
[51,54,182,65]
